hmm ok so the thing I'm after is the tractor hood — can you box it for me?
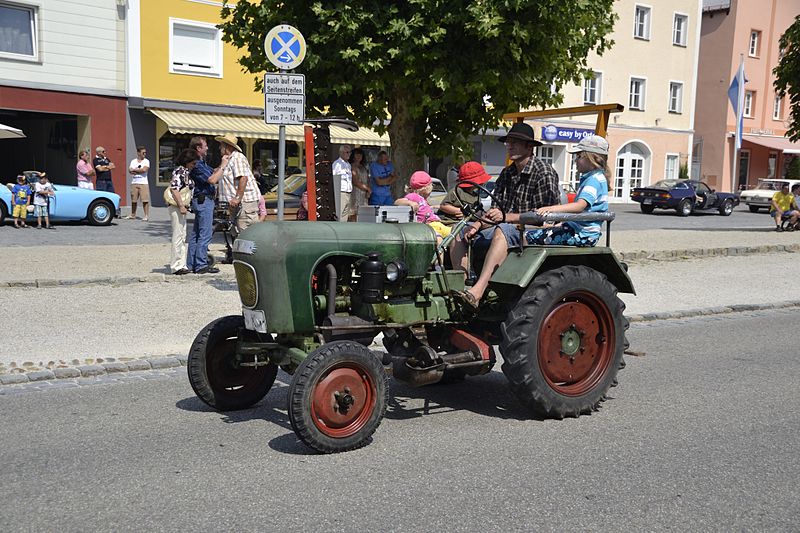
[232,221,437,334]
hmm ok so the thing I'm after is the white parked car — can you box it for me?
[739,178,800,212]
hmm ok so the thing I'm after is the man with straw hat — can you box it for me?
[208,133,261,236]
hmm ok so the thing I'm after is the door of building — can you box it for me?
[614,142,649,201]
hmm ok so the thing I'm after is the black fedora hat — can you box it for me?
[498,122,541,146]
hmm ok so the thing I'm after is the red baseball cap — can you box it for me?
[457,161,492,188]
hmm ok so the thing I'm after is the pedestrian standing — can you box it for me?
[208,134,260,237]
[348,147,371,220]
[368,150,398,205]
[333,145,353,221]
[76,151,95,189]
[187,136,218,274]
[167,149,198,275]
[127,146,151,221]
[34,173,55,230]
[93,146,116,193]
[11,174,31,228]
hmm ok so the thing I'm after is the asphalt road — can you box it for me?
[1,308,797,531]
[0,204,777,247]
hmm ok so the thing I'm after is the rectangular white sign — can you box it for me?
[264,73,305,125]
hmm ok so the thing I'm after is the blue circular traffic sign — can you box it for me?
[264,25,306,70]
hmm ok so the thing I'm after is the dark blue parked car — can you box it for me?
[630,179,739,217]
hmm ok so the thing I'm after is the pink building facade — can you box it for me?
[694,0,800,193]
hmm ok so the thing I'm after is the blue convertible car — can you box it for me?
[630,179,739,217]
[0,170,120,226]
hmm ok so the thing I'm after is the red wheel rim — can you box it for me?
[310,363,376,438]
[537,290,615,396]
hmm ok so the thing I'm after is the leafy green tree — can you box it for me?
[220,1,616,189]
[774,15,800,142]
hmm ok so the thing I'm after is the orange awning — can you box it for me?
[742,134,800,154]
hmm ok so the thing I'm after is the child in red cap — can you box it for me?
[395,171,451,240]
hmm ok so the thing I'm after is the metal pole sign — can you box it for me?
[264,24,306,220]
[264,73,305,125]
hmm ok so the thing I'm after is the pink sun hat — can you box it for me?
[409,170,433,189]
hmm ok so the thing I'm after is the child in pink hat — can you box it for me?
[395,171,451,240]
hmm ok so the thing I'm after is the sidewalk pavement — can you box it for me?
[2,227,800,383]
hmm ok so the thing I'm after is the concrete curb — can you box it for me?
[617,243,800,263]
[2,244,799,289]
[2,300,799,388]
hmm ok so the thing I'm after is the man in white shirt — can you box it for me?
[332,145,353,221]
[127,146,151,221]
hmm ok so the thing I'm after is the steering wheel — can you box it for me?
[453,180,506,226]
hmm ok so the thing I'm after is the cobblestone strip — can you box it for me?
[1,272,236,289]
[0,355,188,388]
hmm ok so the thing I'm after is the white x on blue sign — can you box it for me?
[264,25,306,70]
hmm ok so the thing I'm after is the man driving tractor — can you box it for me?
[450,122,560,309]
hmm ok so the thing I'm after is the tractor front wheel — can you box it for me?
[188,315,278,410]
[500,266,628,418]
[288,341,388,453]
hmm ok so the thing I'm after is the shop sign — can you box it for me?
[541,124,595,143]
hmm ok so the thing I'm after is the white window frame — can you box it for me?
[749,30,760,57]
[0,1,38,62]
[583,71,602,105]
[672,13,688,47]
[634,5,652,40]
[668,81,683,114]
[773,95,782,120]
[664,153,680,179]
[629,76,647,111]
[537,146,555,167]
[169,18,223,78]
[743,91,754,118]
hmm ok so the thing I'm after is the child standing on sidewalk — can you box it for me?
[11,174,31,228]
[33,173,55,229]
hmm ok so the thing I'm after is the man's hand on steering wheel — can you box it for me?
[484,207,504,223]
[454,180,506,226]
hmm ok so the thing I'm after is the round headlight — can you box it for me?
[385,260,407,283]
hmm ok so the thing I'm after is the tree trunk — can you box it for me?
[387,90,426,199]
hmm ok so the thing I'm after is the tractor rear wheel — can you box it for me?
[288,341,388,453]
[188,315,278,410]
[500,266,628,418]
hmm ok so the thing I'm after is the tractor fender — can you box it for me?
[489,246,635,295]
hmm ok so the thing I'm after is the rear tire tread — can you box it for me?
[500,266,628,419]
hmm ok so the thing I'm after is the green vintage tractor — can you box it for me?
[187,180,634,453]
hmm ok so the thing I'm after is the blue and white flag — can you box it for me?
[728,57,746,151]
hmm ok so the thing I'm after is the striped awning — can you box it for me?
[149,108,390,146]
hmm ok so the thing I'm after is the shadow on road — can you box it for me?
[385,371,530,421]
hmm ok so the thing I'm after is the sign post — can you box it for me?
[264,24,306,220]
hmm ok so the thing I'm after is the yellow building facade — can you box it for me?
[126,0,387,203]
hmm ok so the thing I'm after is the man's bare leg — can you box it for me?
[466,228,508,301]
[449,232,471,277]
